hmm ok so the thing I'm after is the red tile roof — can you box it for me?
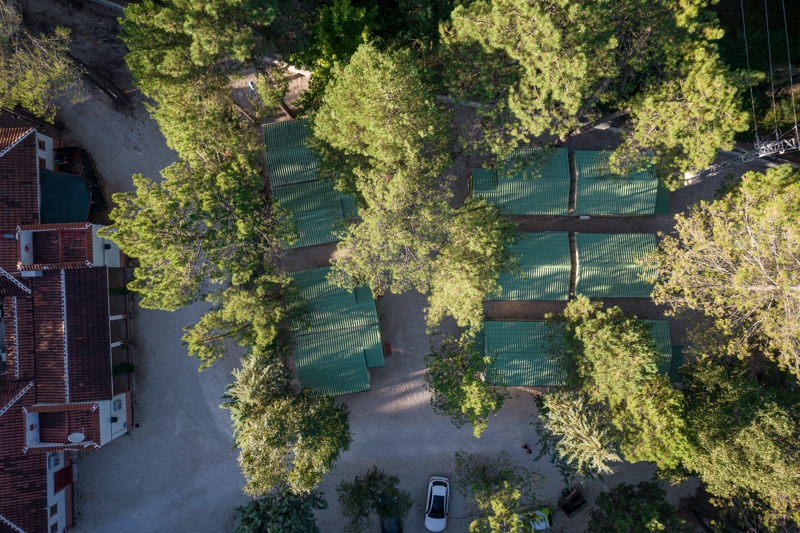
[0,378,48,533]
[64,268,112,402]
[0,130,39,272]
[0,267,30,297]
[5,268,113,404]
[0,127,33,157]
[18,225,94,271]
[34,403,101,447]
[30,271,67,404]
[3,295,35,381]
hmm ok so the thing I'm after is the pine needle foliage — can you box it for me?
[424,335,508,437]
[336,467,413,533]
[311,44,517,331]
[233,485,327,533]
[439,0,750,186]
[453,450,545,533]
[0,1,82,120]
[649,165,800,379]
[533,391,622,485]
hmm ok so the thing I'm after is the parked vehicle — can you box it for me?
[425,476,450,532]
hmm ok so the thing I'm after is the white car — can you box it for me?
[425,476,450,532]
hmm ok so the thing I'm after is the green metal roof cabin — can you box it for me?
[572,151,670,215]
[288,267,385,395]
[263,120,356,248]
[471,147,571,215]
[482,319,677,387]
[489,232,571,301]
[575,233,657,298]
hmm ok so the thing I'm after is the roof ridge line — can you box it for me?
[0,127,35,159]
[0,380,35,418]
[0,266,31,294]
[0,514,27,533]
[61,269,70,403]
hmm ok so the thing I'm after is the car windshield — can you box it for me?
[429,495,445,519]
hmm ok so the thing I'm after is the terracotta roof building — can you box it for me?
[0,127,131,533]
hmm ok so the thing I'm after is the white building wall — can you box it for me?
[46,452,67,533]
[35,132,55,171]
[91,224,121,267]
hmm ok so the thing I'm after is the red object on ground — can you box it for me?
[384,343,393,356]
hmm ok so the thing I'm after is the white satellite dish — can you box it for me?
[67,432,85,443]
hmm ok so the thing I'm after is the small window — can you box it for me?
[38,157,47,168]
[48,454,60,470]
[50,504,58,517]
[50,524,58,533]
[38,139,46,151]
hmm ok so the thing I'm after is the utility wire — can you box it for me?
[764,0,780,137]
[781,0,799,141]
[741,0,760,140]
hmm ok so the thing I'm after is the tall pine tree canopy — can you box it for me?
[120,0,277,95]
[650,165,800,379]
[311,43,451,199]
[312,44,517,331]
[546,297,691,471]
[0,1,82,120]
[681,358,800,526]
[105,0,296,370]
[440,0,749,186]
[233,487,326,533]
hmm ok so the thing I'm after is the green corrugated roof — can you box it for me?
[263,119,310,151]
[575,233,656,298]
[655,180,671,215]
[294,324,386,368]
[289,267,380,336]
[296,359,371,396]
[501,147,571,180]
[294,324,385,370]
[489,233,571,301]
[296,294,378,335]
[483,319,674,387]
[643,320,672,374]
[272,181,354,248]
[574,151,655,181]
[289,266,351,301]
[471,148,571,215]
[287,208,342,248]
[289,266,381,395]
[576,233,656,264]
[263,120,357,249]
[265,147,319,187]
[272,179,341,213]
[484,321,567,387]
[576,265,654,298]
[573,151,658,215]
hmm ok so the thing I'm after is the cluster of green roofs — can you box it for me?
[472,149,670,216]
[264,121,356,248]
